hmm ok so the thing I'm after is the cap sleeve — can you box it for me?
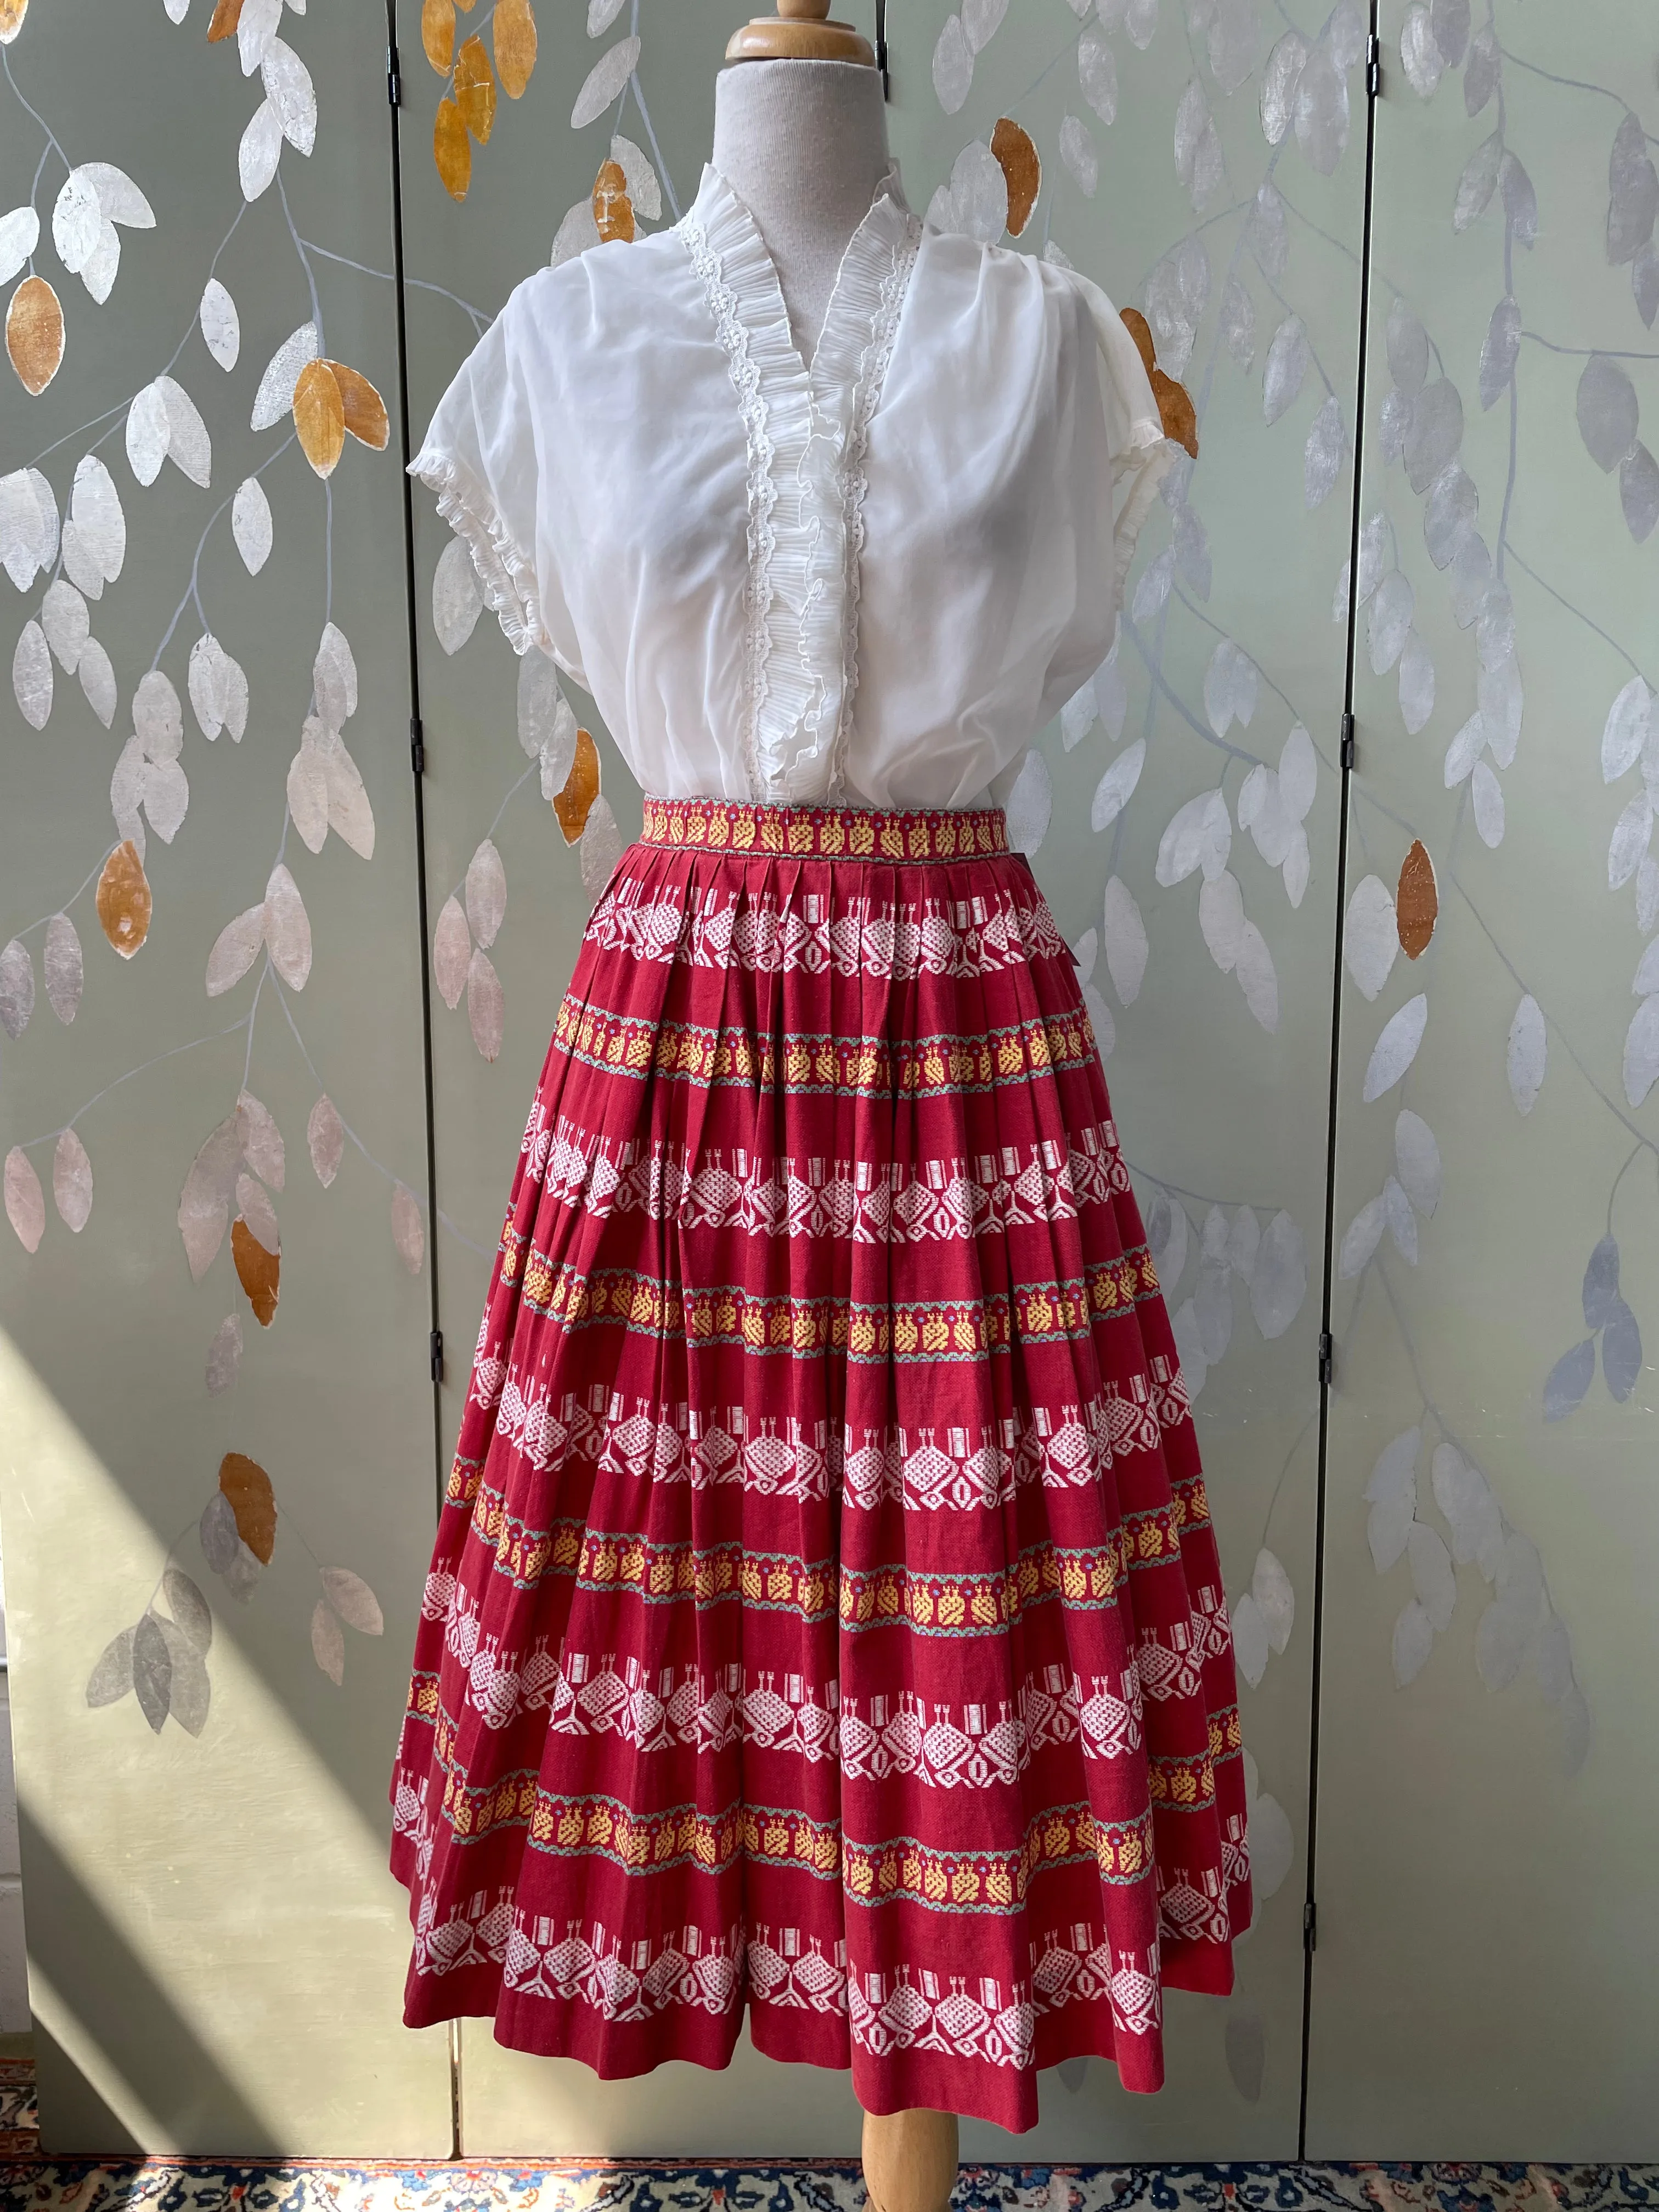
[409,292,568,669]
[1063,266,1173,603]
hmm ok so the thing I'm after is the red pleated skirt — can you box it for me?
[389,795,1250,2132]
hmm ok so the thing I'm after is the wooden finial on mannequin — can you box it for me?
[725,0,875,66]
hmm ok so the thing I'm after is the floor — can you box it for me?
[0,2064,1652,2212]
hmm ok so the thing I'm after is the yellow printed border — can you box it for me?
[640,795,1011,864]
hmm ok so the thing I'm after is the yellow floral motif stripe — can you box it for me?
[1149,1749,1218,1809]
[640,794,1011,864]
[548,1001,1101,1096]
[516,1253,1158,1357]
[1207,1705,1245,1763]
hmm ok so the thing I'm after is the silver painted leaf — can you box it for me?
[1156,787,1231,886]
[1398,5,1441,99]
[433,895,471,1012]
[1601,1298,1642,1404]
[1463,24,1498,115]
[1246,1791,1293,1900]
[199,277,239,371]
[467,947,504,1061]
[1328,1,1365,70]
[1609,792,1653,889]
[1476,296,1520,413]
[1352,511,1387,608]
[1071,927,1097,986]
[1199,870,1245,973]
[1131,546,1174,625]
[263,862,311,990]
[1620,444,1659,544]
[1453,131,1502,232]
[53,1129,92,1232]
[12,620,51,730]
[1367,1427,1420,1506]
[251,320,318,431]
[1262,315,1307,425]
[433,534,484,654]
[1470,759,1504,848]
[1235,921,1278,1032]
[1479,655,1522,767]
[1368,1487,1414,1575]
[1230,1591,1268,1689]
[1304,394,1344,507]
[1623,996,1659,1109]
[465,839,508,951]
[43,913,81,1024]
[1123,0,1158,49]
[1206,0,1256,93]
[1475,583,1515,672]
[1260,29,1307,145]
[1204,639,1257,736]
[580,795,624,906]
[931,13,972,114]
[206,1312,242,1395]
[199,1489,241,1576]
[1344,874,1398,1001]
[1476,1596,1534,1693]
[132,1612,172,1734]
[163,1566,213,1655]
[1229,1206,1259,1284]
[1195,1257,1232,1363]
[1543,1337,1595,1422]
[321,1567,383,1636]
[1581,1234,1621,1334]
[571,35,640,128]
[1220,273,1255,368]
[1172,501,1210,599]
[1506,993,1545,1114]
[1078,29,1118,124]
[1061,678,1097,751]
[1293,43,1347,176]
[0,938,33,1039]
[1386,300,1429,398]
[1408,1522,1455,1632]
[78,637,116,727]
[1252,1548,1294,1655]
[1101,876,1147,1003]
[1443,715,1484,792]
[1534,1614,1572,1705]
[1634,239,1659,330]
[261,38,315,155]
[1431,1443,1500,1572]
[1633,935,1659,997]
[1249,1210,1305,1339]
[1004,749,1052,855]
[1404,379,1463,494]
[1577,354,1639,473]
[1363,994,1428,1102]
[312,622,357,730]
[41,579,88,675]
[238,99,283,202]
[0,207,40,290]
[391,1183,425,1276]
[1607,110,1659,265]
[306,1093,345,1190]
[1367,571,1413,675]
[1060,113,1100,200]
[232,476,273,573]
[1429,0,1468,64]
[1639,857,1659,934]
[1091,740,1144,831]
[1500,153,1537,249]
[1393,1109,1441,1217]
[235,1170,279,1256]
[1246,184,1289,282]
[311,1597,346,1686]
[1398,631,1435,735]
[1378,387,1412,465]
[1338,1194,1384,1279]
[1146,1190,1189,1295]
[608,136,659,223]
[1392,1598,1435,1687]
[1383,1173,1417,1263]
[1082,983,1114,1059]
[86,1626,135,1708]
[1424,461,1477,570]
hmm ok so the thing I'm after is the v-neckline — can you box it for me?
[691,160,917,417]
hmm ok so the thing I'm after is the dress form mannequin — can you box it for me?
[712,59,962,2208]
[709,59,891,366]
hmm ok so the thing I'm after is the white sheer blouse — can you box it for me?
[410,161,1169,811]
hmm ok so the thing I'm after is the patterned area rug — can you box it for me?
[0,2069,1652,2211]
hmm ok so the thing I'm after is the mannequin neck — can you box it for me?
[710,60,891,365]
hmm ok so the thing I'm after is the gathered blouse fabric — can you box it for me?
[410,163,1169,811]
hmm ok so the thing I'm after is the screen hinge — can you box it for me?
[876,38,890,98]
[429,1329,444,1384]
[1339,711,1356,770]
[1318,1329,1335,1386]
[1365,31,1381,99]
[1304,1897,1318,1952]
[387,43,403,109]
[410,715,425,775]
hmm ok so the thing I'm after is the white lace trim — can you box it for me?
[676,165,921,805]
[408,445,549,660]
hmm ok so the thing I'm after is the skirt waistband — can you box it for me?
[639,795,1010,863]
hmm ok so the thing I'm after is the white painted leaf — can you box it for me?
[1609,792,1653,889]
[1123,0,1157,48]
[52,169,104,275]
[307,1093,345,1188]
[1577,354,1639,473]
[433,533,484,654]
[1282,823,1310,909]
[205,902,266,997]
[1470,759,1504,848]
[1091,740,1144,832]
[1230,1591,1268,1690]
[251,321,319,431]
[199,278,239,370]
[4,1147,44,1254]
[235,1170,279,1255]
[312,622,357,730]
[1095,875,1144,1006]
[586,0,626,32]
[1453,131,1503,232]
[433,896,472,1012]
[1368,570,1414,675]
[286,730,329,854]
[391,1183,425,1274]
[1383,1174,1417,1262]
[43,913,81,1024]
[1081,982,1115,1058]
[1623,995,1659,1107]
[321,1567,383,1637]
[1156,787,1229,887]
[178,1113,241,1279]
[1398,5,1442,98]
[1386,300,1429,401]
[550,199,601,268]
[1533,1615,1572,1705]
[1543,1336,1596,1421]
[1078,29,1118,125]
[1220,273,1255,369]
[12,619,51,729]
[1229,1206,1260,1284]
[1478,655,1522,768]
[1071,928,1097,986]
[609,136,661,222]
[1293,43,1348,175]
[1198,868,1244,973]
[1060,112,1099,199]
[263,863,312,990]
[1195,1255,1232,1363]
[1392,1109,1441,1217]
[1640,857,1659,934]
[1131,546,1174,625]
[467,947,504,1060]
[236,0,281,70]
[1262,315,1308,426]
[77,220,121,306]
[1398,631,1435,735]
[1477,295,1520,413]
[1424,460,1478,568]
[1370,1427,1423,1508]
[465,839,508,951]
[1475,583,1514,674]
[1260,29,1307,145]
[1234,920,1278,1032]
[582,796,623,906]
[262,38,316,155]
[935,142,1007,244]
[126,382,170,487]
[0,938,33,1039]
[1476,1593,1535,1692]
[0,206,40,288]
[1404,378,1465,494]
[238,98,284,201]
[1344,874,1398,1001]
[1338,1194,1384,1279]
[76,637,115,726]
[1004,749,1052,855]
[232,476,273,574]
[1060,678,1097,751]
[1204,639,1257,737]
[1431,1443,1500,1572]
[1363,994,1429,1102]
[571,35,640,129]
[1607,109,1659,264]
[206,1313,242,1395]
[150,376,210,487]
[1368,1488,1414,1575]
[1249,1210,1306,1338]
[311,1597,346,1685]
[315,731,373,860]
[1602,1296,1643,1403]
[40,579,88,676]
[1304,394,1344,507]
[1252,1548,1294,1654]
[1392,1599,1435,1687]
[1622,444,1659,545]
[1146,1190,1188,1295]
[236,1089,283,1190]
[1506,992,1545,1114]
[1246,1791,1293,1900]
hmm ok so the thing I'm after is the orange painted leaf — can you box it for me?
[1396,839,1437,958]
[218,1450,277,1564]
[1119,307,1157,380]
[454,35,496,144]
[7,276,64,396]
[1152,366,1199,458]
[0,0,29,41]
[293,358,346,478]
[494,0,536,98]
[990,119,1040,239]
[206,0,241,38]
[433,95,471,200]
[95,842,152,959]
[231,1216,280,1327]
[592,160,634,244]
[324,361,390,450]
[420,0,454,73]
[555,728,600,844]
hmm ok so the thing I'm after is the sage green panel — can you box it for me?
[0,0,448,2157]
[396,0,886,2155]
[885,0,1364,2159]
[1307,4,1659,2159]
